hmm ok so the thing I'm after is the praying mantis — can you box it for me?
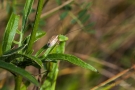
[36,22,87,88]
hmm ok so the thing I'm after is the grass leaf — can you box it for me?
[3,44,27,56]
[22,0,34,31]
[0,60,39,86]
[1,53,43,68]
[2,13,19,53]
[45,54,98,72]
[35,30,46,42]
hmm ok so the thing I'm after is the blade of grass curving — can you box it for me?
[1,53,43,68]
[2,13,19,53]
[3,44,27,56]
[0,60,39,86]
[44,53,98,72]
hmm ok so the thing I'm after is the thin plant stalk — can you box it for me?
[14,75,22,90]
[26,0,44,53]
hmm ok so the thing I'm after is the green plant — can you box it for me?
[0,0,97,90]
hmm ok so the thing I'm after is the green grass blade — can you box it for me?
[35,30,46,42]
[45,54,98,72]
[19,0,34,47]
[22,0,34,31]
[1,53,43,68]
[2,13,19,53]
[0,60,39,86]
[3,44,27,56]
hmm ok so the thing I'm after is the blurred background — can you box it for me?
[0,0,135,90]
